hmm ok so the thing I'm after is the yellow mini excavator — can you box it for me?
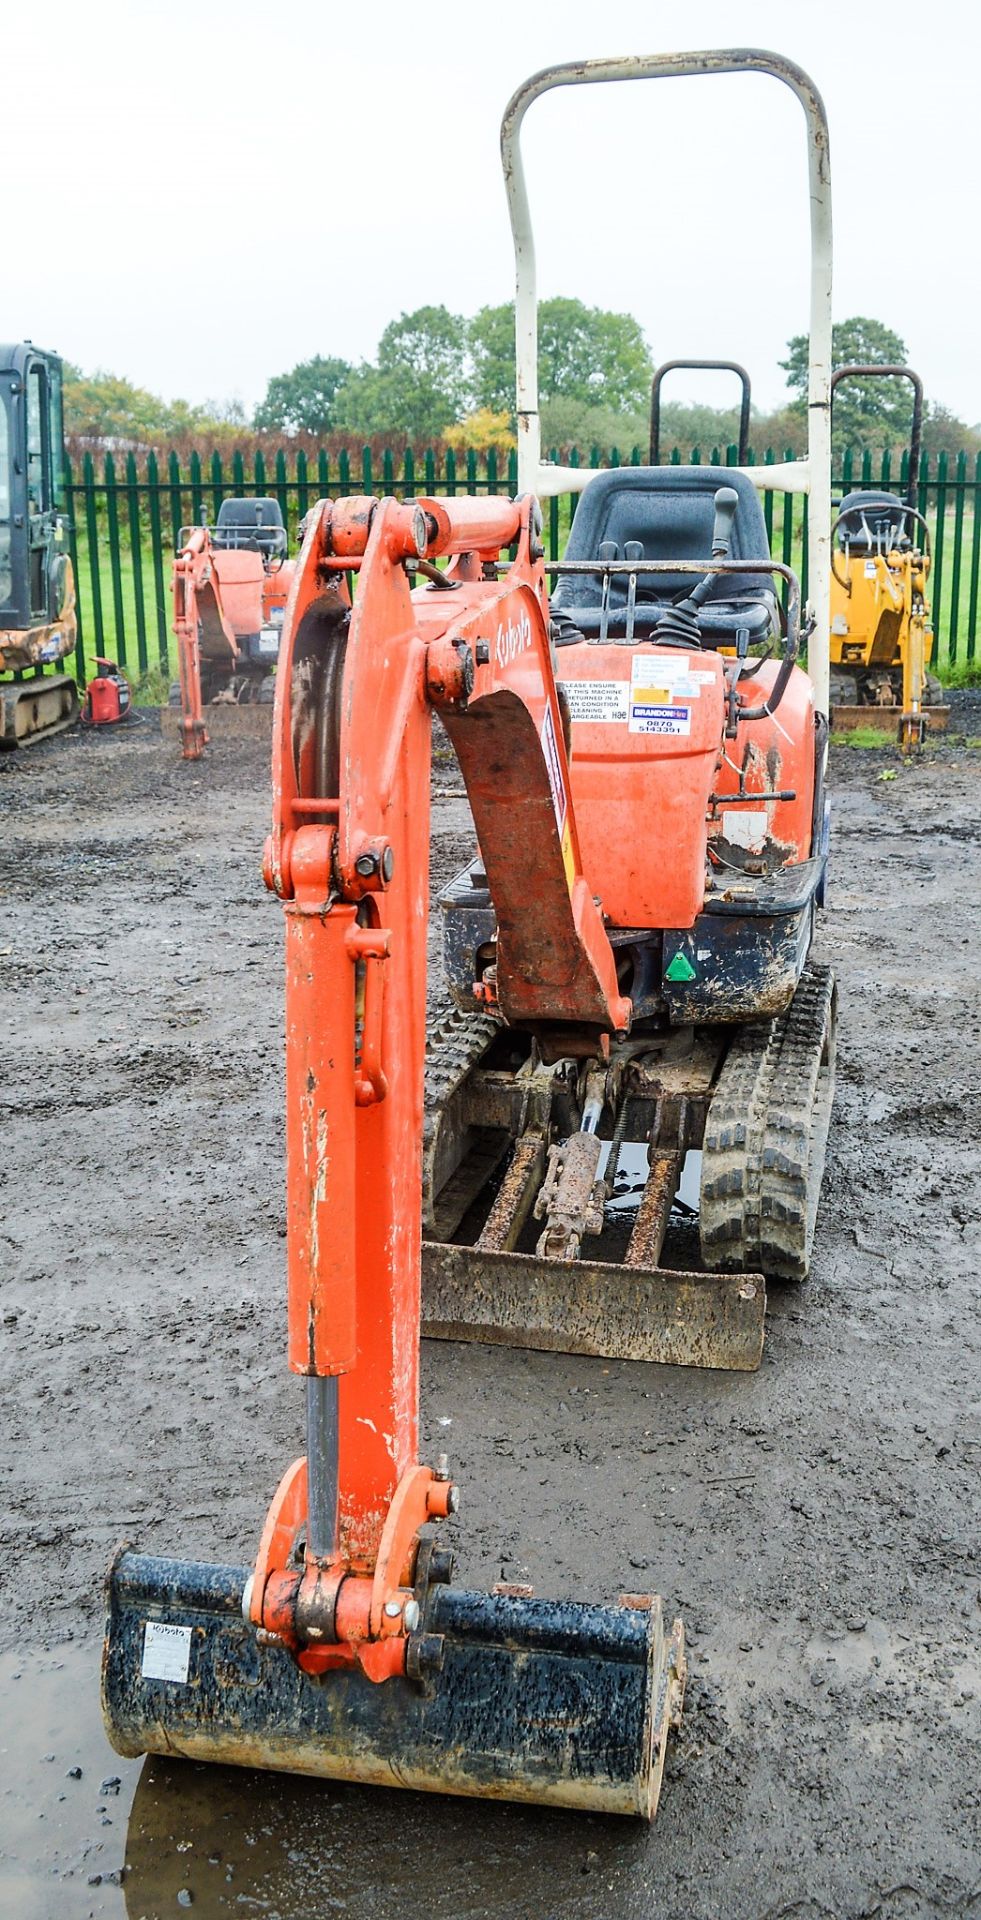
[829,365,947,748]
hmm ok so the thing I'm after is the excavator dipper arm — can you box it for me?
[172,528,242,760]
[102,491,684,1815]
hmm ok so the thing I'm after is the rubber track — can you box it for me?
[422,1007,501,1230]
[699,963,837,1281]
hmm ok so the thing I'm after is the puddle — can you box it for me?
[0,1643,139,1919]
[604,1142,702,1220]
[2,1644,645,1920]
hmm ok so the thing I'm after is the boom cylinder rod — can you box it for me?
[306,1375,340,1560]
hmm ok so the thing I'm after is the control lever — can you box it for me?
[622,541,644,646]
[597,540,618,644]
[656,486,741,647]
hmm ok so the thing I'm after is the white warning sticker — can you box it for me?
[141,1620,192,1684]
[540,703,567,832]
[629,653,711,701]
[557,679,630,724]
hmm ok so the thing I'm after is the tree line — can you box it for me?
[63,306,979,460]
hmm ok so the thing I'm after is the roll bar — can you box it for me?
[831,365,923,511]
[650,359,752,466]
[501,50,833,713]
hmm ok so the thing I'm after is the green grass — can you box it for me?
[834,725,895,749]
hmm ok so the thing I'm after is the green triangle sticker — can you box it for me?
[665,951,697,983]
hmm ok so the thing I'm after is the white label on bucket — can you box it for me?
[557,679,630,723]
[142,1620,192,1683]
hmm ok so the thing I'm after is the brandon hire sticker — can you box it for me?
[630,703,692,736]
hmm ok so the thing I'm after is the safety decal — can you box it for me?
[141,1620,192,1683]
[540,703,567,832]
[557,680,630,724]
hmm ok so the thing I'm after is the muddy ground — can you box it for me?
[1,707,979,1920]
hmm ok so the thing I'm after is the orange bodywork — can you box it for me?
[173,528,294,759]
[558,645,814,928]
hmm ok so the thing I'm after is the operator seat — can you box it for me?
[551,466,779,643]
[214,496,288,562]
[836,490,912,552]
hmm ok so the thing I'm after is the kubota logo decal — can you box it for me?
[494,609,532,668]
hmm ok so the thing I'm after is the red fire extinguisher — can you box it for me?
[81,659,132,727]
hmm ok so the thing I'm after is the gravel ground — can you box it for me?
[1,708,979,1920]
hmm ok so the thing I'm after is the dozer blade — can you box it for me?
[422,1242,765,1371]
[831,702,950,734]
[0,674,79,747]
[103,1550,685,1817]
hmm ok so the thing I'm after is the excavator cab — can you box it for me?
[0,342,79,746]
[213,495,288,565]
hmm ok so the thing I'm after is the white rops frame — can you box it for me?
[500,50,833,715]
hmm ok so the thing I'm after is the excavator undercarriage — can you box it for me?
[421,961,836,1371]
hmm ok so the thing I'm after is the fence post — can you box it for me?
[254,449,267,499]
[466,448,477,494]
[949,450,966,666]
[403,447,415,498]
[631,446,641,466]
[567,447,579,539]
[125,452,148,676]
[168,452,183,550]
[762,447,774,550]
[275,448,289,524]
[233,449,245,493]
[64,456,87,679]
[968,451,981,664]
[190,450,203,526]
[547,450,559,562]
[362,446,372,494]
[339,448,351,492]
[82,452,105,657]
[446,449,457,497]
[486,448,498,497]
[103,454,127,667]
[780,448,794,618]
[318,448,329,496]
[147,451,168,674]
[296,450,309,524]
[933,453,949,661]
[211,451,223,521]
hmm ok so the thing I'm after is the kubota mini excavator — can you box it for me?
[173,497,294,758]
[828,365,946,747]
[103,49,833,1820]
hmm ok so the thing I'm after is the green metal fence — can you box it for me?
[62,443,981,684]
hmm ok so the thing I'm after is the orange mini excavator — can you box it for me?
[103,49,834,1819]
[172,497,294,758]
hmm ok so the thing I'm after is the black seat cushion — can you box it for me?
[551,466,778,641]
[214,497,287,559]
[836,489,911,551]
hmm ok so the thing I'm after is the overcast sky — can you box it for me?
[4,0,975,423]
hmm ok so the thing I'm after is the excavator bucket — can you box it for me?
[103,1550,685,1816]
